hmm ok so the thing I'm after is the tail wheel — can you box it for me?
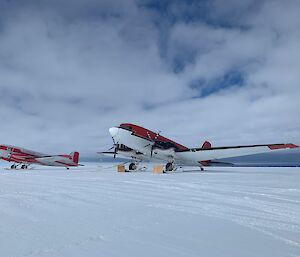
[165,162,174,171]
[129,163,137,171]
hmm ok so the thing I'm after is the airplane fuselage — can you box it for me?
[0,144,80,168]
[108,123,299,167]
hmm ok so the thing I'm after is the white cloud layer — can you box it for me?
[0,0,299,157]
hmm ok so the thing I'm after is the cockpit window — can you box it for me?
[120,125,133,131]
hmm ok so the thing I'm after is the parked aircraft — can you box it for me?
[0,144,80,169]
[103,123,299,171]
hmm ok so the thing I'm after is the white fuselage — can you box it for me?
[109,127,194,165]
[109,127,293,167]
[0,145,79,167]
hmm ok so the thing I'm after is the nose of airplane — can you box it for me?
[109,127,119,137]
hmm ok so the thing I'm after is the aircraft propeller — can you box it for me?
[107,144,117,159]
[110,137,118,159]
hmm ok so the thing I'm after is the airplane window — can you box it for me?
[121,125,133,131]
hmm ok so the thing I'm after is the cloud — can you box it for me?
[0,0,299,158]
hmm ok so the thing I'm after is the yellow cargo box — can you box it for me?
[117,165,126,172]
[153,165,165,174]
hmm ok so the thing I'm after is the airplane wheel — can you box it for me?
[11,164,16,169]
[165,162,174,172]
[200,167,204,171]
[21,165,26,169]
[129,163,137,171]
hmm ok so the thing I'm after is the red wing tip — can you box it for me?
[268,144,299,150]
[200,160,211,166]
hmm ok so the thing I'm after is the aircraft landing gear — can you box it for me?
[200,167,204,171]
[21,164,28,169]
[165,162,174,172]
[128,162,137,171]
[11,164,17,169]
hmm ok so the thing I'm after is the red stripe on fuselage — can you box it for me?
[1,156,38,164]
[0,145,41,159]
[55,160,77,167]
[59,155,71,159]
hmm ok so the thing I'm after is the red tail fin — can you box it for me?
[70,152,79,164]
[202,141,212,149]
[200,141,212,166]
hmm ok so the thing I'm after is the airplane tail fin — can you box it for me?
[201,141,212,149]
[200,141,235,167]
[199,142,212,167]
[70,152,79,164]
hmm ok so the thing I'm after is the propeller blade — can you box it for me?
[108,146,115,150]
[114,146,117,159]
[111,136,117,146]
[146,130,161,158]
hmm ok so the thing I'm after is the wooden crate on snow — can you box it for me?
[117,165,126,172]
[153,165,165,174]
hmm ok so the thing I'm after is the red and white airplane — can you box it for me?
[0,145,80,169]
[103,123,299,171]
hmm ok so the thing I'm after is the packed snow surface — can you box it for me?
[0,163,299,257]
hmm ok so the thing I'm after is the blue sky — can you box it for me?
[0,0,299,157]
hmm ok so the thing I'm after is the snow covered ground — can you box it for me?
[0,163,299,257]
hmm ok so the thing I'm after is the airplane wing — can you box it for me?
[200,160,234,167]
[99,150,150,162]
[5,145,49,158]
[99,151,133,161]
[176,143,298,165]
